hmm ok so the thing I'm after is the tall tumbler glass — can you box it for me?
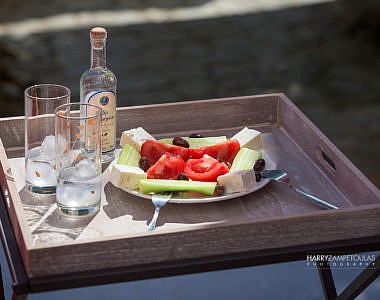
[55,103,102,216]
[25,84,70,194]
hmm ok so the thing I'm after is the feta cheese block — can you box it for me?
[217,170,256,194]
[110,164,147,191]
[120,127,156,151]
[231,127,263,150]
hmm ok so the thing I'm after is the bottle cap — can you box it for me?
[90,27,107,48]
[90,27,107,40]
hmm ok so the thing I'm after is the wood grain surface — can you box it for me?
[0,94,379,279]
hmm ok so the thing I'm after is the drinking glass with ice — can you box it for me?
[55,103,102,216]
[24,84,70,194]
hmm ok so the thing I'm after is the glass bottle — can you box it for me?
[80,27,117,163]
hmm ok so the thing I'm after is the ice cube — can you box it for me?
[27,146,42,158]
[74,159,99,179]
[40,135,56,159]
[58,166,77,182]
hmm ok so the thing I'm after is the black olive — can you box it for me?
[255,172,262,182]
[172,136,190,148]
[139,157,152,172]
[177,173,189,180]
[254,159,266,172]
[215,184,225,196]
[189,133,203,138]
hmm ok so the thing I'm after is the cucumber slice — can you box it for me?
[117,144,140,167]
[159,136,227,148]
[140,179,217,196]
[230,148,261,171]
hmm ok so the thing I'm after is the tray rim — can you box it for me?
[0,93,379,279]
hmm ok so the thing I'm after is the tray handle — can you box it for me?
[316,146,337,177]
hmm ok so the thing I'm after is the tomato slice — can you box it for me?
[147,153,185,180]
[184,155,229,182]
[141,139,239,172]
[188,148,204,160]
[141,139,190,165]
[194,140,240,164]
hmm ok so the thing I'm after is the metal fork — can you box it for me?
[260,169,338,210]
[147,192,173,231]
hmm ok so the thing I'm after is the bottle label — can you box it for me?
[87,90,116,153]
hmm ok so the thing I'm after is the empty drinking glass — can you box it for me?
[25,84,70,194]
[55,103,102,216]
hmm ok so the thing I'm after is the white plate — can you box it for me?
[116,150,276,204]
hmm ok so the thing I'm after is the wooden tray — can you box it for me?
[0,94,379,282]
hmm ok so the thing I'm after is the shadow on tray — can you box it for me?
[19,187,96,243]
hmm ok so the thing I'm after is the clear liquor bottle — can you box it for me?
[80,27,117,163]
